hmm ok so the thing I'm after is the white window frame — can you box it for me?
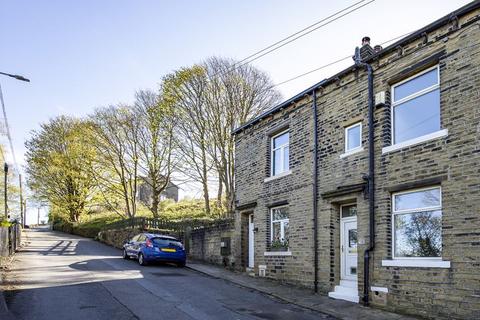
[344,122,362,153]
[387,65,444,151]
[270,130,289,177]
[391,186,442,261]
[270,206,289,243]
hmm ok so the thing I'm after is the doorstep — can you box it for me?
[328,280,360,303]
[186,261,414,320]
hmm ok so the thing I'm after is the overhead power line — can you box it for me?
[212,0,376,79]
[271,30,415,88]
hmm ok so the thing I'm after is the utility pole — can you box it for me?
[4,163,8,219]
[37,207,40,226]
[19,174,23,226]
[23,199,27,226]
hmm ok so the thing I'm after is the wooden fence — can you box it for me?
[102,216,234,233]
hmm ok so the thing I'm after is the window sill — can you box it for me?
[264,251,292,256]
[382,129,448,154]
[264,170,292,183]
[381,259,450,268]
[340,147,364,159]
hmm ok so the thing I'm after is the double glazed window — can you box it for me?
[270,206,289,250]
[392,187,442,258]
[271,131,289,176]
[391,66,441,144]
[345,123,362,153]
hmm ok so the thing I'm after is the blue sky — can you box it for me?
[0,0,470,223]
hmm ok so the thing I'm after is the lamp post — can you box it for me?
[0,71,30,222]
[0,72,30,82]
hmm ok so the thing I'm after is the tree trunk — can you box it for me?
[151,188,160,218]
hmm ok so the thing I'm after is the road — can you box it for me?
[2,227,333,320]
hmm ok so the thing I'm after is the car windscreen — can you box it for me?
[151,237,183,247]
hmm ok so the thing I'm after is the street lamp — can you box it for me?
[0,71,30,82]
[0,71,30,222]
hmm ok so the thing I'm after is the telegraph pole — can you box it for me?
[37,207,40,226]
[23,199,27,226]
[19,174,23,226]
[4,163,7,219]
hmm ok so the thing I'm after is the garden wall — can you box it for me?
[187,220,238,269]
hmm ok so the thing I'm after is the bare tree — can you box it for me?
[203,57,282,214]
[162,66,214,215]
[90,106,140,219]
[134,89,177,218]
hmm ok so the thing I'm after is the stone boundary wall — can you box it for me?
[188,221,238,269]
[97,228,142,249]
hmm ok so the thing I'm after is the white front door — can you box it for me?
[340,205,358,281]
[248,214,255,269]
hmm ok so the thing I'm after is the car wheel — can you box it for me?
[122,249,129,260]
[138,253,147,266]
[177,261,186,268]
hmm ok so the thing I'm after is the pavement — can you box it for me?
[0,227,333,320]
[186,262,414,320]
[0,227,415,320]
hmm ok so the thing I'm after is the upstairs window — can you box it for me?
[392,187,442,259]
[392,66,440,144]
[345,122,362,153]
[271,130,289,176]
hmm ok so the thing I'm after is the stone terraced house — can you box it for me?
[232,2,480,319]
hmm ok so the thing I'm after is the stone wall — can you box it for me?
[234,5,480,319]
[187,221,238,269]
[97,228,142,249]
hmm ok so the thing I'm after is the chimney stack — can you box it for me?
[359,36,375,61]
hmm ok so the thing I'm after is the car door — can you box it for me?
[133,234,146,255]
[125,234,139,255]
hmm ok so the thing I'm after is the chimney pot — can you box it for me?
[362,36,371,46]
[374,45,383,53]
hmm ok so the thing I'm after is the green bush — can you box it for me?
[0,216,11,227]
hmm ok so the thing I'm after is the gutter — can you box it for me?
[232,0,480,136]
[312,89,319,293]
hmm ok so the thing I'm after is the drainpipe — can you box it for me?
[354,44,375,306]
[312,89,319,293]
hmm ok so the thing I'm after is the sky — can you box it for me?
[0,0,471,224]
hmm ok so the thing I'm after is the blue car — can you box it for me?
[123,233,186,267]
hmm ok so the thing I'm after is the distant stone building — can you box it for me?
[136,178,179,205]
[232,2,480,319]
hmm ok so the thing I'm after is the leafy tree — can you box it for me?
[25,116,96,222]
